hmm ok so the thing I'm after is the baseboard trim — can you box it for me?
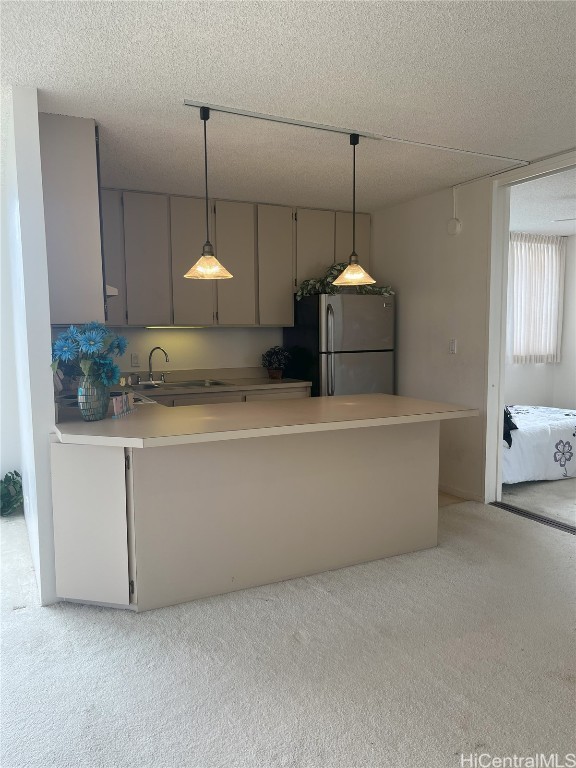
[438,484,479,502]
[491,501,576,535]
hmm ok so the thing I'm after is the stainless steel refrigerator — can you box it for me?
[284,294,395,396]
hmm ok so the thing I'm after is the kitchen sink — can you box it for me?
[131,379,228,390]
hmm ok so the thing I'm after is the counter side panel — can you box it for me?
[132,422,439,611]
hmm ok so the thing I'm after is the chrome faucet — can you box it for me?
[148,347,170,383]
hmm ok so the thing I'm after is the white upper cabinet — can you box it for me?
[334,212,371,268]
[123,192,172,326]
[100,190,127,326]
[170,196,216,326]
[295,208,335,286]
[39,113,105,325]
[98,185,372,329]
[257,204,295,326]
[214,201,257,325]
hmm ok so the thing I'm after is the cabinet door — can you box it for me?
[51,443,129,605]
[244,388,310,401]
[170,196,216,326]
[335,211,371,268]
[295,209,335,285]
[123,192,171,326]
[257,205,295,325]
[215,201,256,325]
[39,113,105,325]
[173,393,244,406]
[100,190,127,326]
[148,395,174,407]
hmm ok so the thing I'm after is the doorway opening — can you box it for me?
[489,165,576,532]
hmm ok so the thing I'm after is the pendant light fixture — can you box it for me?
[332,133,376,286]
[184,107,233,280]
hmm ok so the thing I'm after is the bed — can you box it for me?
[502,405,576,484]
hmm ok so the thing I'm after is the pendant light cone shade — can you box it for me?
[332,133,375,287]
[184,107,233,280]
[184,245,233,279]
[332,258,376,286]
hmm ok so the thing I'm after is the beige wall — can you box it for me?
[504,235,576,409]
[103,327,282,373]
[371,179,493,501]
[2,87,57,603]
[0,99,21,476]
[504,363,554,407]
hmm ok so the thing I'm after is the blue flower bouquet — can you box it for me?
[51,322,128,421]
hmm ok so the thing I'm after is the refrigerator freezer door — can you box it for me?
[320,294,395,352]
[320,351,395,396]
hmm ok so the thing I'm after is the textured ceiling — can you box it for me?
[510,169,576,236]
[2,1,576,211]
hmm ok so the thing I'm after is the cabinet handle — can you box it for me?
[327,303,335,396]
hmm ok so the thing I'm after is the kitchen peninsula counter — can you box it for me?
[54,393,477,448]
[51,394,478,612]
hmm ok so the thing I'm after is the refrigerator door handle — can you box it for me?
[327,303,335,396]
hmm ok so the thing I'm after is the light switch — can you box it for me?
[131,353,140,367]
[449,339,457,354]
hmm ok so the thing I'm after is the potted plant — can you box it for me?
[296,262,394,301]
[0,471,23,516]
[51,322,128,422]
[261,346,291,380]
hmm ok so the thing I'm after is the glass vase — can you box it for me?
[77,376,110,422]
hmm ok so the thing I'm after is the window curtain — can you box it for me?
[507,232,566,364]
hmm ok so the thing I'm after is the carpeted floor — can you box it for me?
[502,478,576,527]
[1,503,574,768]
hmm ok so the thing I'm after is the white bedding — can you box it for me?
[502,405,576,484]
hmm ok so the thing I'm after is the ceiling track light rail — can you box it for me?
[184,100,379,141]
[184,99,529,166]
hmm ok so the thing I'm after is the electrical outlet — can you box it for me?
[449,339,457,354]
[131,353,140,368]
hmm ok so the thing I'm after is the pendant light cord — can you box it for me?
[203,114,210,243]
[350,133,359,263]
[352,139,356,255]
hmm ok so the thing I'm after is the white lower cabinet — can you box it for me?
[244,389,309,402]
[173,393,244,406]
[146,395,174,407]
[51,443,130,606]
[154,387,311,407]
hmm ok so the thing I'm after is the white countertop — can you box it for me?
[53,394,479,448]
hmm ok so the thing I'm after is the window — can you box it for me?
[507,232,566,364]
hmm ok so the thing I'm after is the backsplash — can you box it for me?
[85,327,282,372]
